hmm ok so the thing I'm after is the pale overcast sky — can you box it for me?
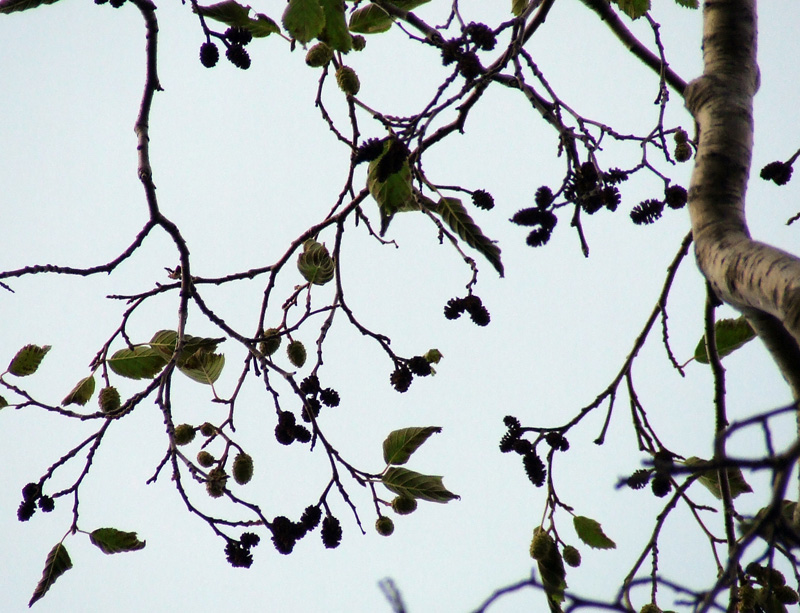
[2,1,799,611]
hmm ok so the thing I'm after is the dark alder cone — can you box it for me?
[278,410,296,428]
[511,207,557,230]
[526,227,552,247]
[457,51,483,80]
[503,415,521,432]
[440,39,462,66]
[38,496,55,512]
[226,44,251,70]
[465,22,497,50]
[664,185,688,209]
[271,516,297,555]
[581,193,604,215]
[353,138,385,165]
[630,199,664,225]
[94,0,109,4]
[275,423,296,445]
[225,541,254,567]
[22,482,40,502]
[535,186,554,208]
[651,473,672,498]
[578,161,599,185]
[299,375,320,396]
[604,168,629,184]
[301,398,321,422]
[407,356,432,377]
[444,297,465,320]
[391,496,418,515]
[320,388,340,407]
[293,424,312,443]
[471,189,495,210]
[523,452,546,487]
[512,439,533,455]
[499,431,518,453]
[376,139,410,182]
[225,26,253,46]
[545,432,569,451]
[321,515,343,549]
[760,161,793,185]
[240,532,260,548]
[468,304,491,326]
[602,186,621,211]
[390,366,413,393]
[462,294,483,311]
[300,505,322,530]
[199,42,220,68]
[626,469,652,490]
[18,500,36,521]
[109,0,125,7]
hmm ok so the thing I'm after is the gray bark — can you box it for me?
[685,0,800,400]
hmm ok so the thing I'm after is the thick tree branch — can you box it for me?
[686,0,800,402]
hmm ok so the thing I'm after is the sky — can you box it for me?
[2,1,800,611]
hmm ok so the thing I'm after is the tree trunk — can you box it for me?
[686,0,800,401]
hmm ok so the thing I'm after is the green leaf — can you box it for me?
[108,347,168,380]
[28,543,72,607]
[7,344,51,376]
[319,0,351,52]
[0,0,59,15]
[684,457,753,499]
[194,2,280,37]
[178,350,225,385]
[611,0,650,19]
[282,0,325,44]
[249,13,281,37]
[62,375,96,407]
[530,528,566,612]
[573,516,616,550]
[89,528,146,554]
[297,239,335,285]
[511,0,528,16]
[0,395,8,408]
[674,0,698,7]
[149,330,225,366]
[430,197,504,277]
[383,426,442,465]
[367,140,417,235]
[194,0,250,26]
[348,3,393,33]
[693,316,756,364]
[739,500,800,550]
[382,467,460,503]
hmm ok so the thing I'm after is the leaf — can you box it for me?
[194,0,250,26]
[0,395,8,408]
[573,516,616,550]
[194,2,280,37]
[382,467,460,503]
[7,344,51,376]
[367,141,417,235]
[107,347,168,380]
[62,375,96,407]
[282,0,325,44]
[693,316,756,364]
[28,543,72,607]
[249,13,281,37]
[89,528,146,555]
[684,457,753,499]
[178,350,225,385]
[511,0,528,16]
[531,528,567,612]
[348,4,393,34]
[611,0,650,19]
[674,0,698,7]
[739,500,800,550]
[149,330,225,366]
[383,426,442,465]
[318,0,351,52]
[431,197,504,277]
[0,0,59,14]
